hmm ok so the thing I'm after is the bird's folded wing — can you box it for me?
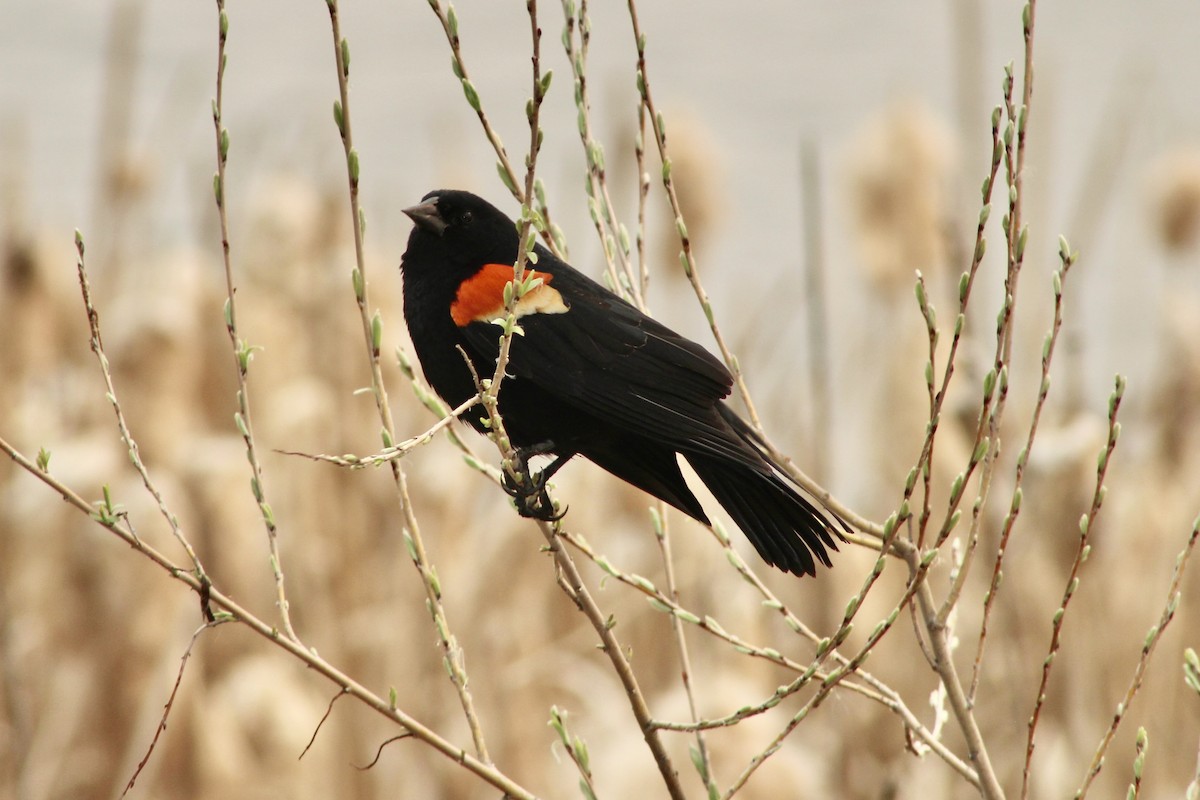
[460,285,764,468]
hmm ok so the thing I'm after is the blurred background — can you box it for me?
[2,1,1199,798]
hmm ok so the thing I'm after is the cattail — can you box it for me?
[1148,148,1200,253]
[846,101,957,293]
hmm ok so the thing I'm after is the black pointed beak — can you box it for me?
[403,200,447,236]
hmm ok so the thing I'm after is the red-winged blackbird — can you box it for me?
[400,189,845,576]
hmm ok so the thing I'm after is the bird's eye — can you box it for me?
[459,210,473,227]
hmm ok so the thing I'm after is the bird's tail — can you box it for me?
[686,453,842,577]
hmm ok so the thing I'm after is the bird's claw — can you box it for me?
[501,467,567,521]
[502,448,567,522]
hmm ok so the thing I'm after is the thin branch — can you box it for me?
[73,231,209,586]
[539,518,686,800]
[913,571,1004,800]
[121,622,218,798]
[563,528,975,786]
[0,435,538,799]
[425,0,563,255]
[634,84,651,299]
[650,509,716,792]
[971,236,1078,700]
[1125,729,1148,800]
[1075,518,1199,798]
[1022,374,1125,800]
[324,0,493,766]
[560,0,642,306]
[549,707,601,800]
[355,733,416,771]
[210,0,297,642]
[279,396,477,468]
[625,0,762,432]
[300,688,349,761]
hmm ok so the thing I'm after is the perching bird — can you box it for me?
[400,189,845,576]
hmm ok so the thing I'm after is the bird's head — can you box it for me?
[401,190,521,281]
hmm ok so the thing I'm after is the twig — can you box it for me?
[938,3,1040,647]
[649,509,717,793]
[0,435,538,799]
[634,82,651,299]
[625,0,762,432]
[480,0,551,430]
[300,688,349,761]
[468,0,555,516]
[549,706,600,800]
[1075,516,1199,798]
[210,0,298,642]
[914,270,940,551]
[74,231,209,588]
[928,63,1034,618]
[278,396,477,468]
[971,235,1078,700]
[1124,728,1148,800]
[779,90,1003,546]
[913,570,1004,800]
[355,733,415,771]
[121,621,219,798]
[564,528,976,786]
[560,0,642,306]
[324,0,493,766]
[539,518,686,800]
[425,0,563,255]
[1021,374,1125,800]
[396,345,494,477]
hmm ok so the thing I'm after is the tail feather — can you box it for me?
[687,454,840,577]
[579,434,711,524]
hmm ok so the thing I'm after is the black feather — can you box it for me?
[401,189,845,576]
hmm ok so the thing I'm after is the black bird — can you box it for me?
[400,189,845,576]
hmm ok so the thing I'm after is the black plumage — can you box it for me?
[400,189,844,576]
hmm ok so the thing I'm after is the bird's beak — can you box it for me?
[403,200,447,236]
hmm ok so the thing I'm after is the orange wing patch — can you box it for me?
[451,263,569,327]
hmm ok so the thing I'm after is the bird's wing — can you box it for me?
[458,265,759,465]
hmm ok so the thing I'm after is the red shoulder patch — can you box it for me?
[451,263,568,327]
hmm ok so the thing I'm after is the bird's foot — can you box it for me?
[502,443,568,522]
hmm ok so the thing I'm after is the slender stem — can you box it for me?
[426,0,562,256]
[971,242,1077,700]
[1076,518,1199,798]
[561,0,642,306]
[1022,377,1124,800]
[539,518,686,800]
[73,233,208,584]
[564,528,977,787]
[281,396,477,468]
[652,509,717,792]
[0,434,537,799]
[324,0,492,765]
[626,0,762,432]
[210,0,297,642]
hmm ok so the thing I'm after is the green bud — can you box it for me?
[371,310,383,352]
[461,79,481,112]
